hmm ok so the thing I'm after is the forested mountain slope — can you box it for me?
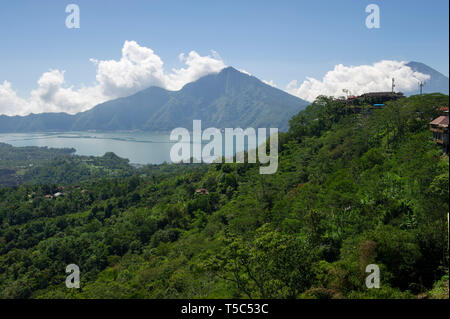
[0,93,448,299]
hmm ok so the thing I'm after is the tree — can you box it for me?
[206,224,318,298]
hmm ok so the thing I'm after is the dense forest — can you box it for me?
[0,93,448,299]
[0,144,137,186]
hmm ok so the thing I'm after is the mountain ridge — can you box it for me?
[406,61,449,95]
[1,63,448,133]
[0,67,309,133]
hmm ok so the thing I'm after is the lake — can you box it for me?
[0,132,180,164]
[0,131,250,165]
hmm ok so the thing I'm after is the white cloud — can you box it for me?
[0,70,108,116]
[238,69,252,76]
[0,41,226,116]
[262,79,277,88]
[0,81,26,116]
[93,41,167,98]
[166,50,226,90]
[286,60,431,102]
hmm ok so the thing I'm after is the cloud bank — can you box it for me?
[0,41,226,116]
[286,60,430,102]
[0,54,434,116]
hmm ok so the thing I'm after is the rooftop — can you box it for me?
[430,115,449,127]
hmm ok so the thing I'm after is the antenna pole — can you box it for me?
[419,81,424,95]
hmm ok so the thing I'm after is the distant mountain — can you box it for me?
[0,67,309,133]
[406,61,449,95]
[0,113,75,133]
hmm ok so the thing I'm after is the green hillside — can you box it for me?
[0,93,448,299]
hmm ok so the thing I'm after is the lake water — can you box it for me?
[0,131,249,165]
[0,132,180,164]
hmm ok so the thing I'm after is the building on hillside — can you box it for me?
[345,91,405,112]
[195,188,209,195]
[430,108,449,154]
[358,92,404,105]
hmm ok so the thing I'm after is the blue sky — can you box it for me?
[0,0,448,114]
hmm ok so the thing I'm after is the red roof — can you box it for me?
[430,116,449,127]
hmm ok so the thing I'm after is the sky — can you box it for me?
[0,0,448,115]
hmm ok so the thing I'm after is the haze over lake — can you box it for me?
[0,131,250,165]
[0,132,178,164]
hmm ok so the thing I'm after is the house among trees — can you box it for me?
[344,91,405,113]
[430,107,449,154]
[357,92,404,105]
[195,188,209,195]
